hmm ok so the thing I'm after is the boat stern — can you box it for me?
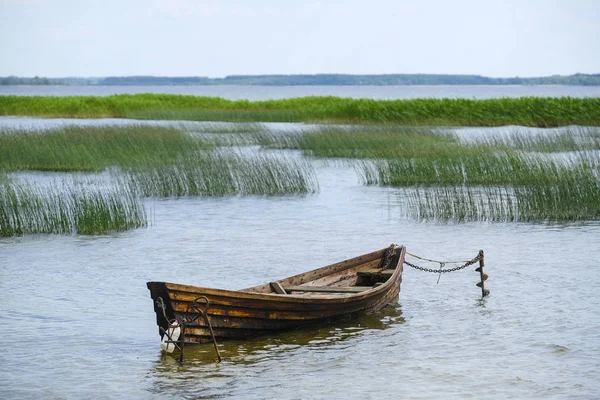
[147,281,174,339]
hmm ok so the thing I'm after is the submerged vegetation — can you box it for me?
[1,94,600,127]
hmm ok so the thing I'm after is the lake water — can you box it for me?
[2,84,600,99]
[1,89,600,399]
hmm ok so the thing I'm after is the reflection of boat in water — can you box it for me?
[147,244,405,347]
[157,303,405,366]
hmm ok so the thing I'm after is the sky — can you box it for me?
[0,0,598,78]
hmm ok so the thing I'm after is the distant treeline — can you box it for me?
[0,76,102,85]
[2,73,600,86]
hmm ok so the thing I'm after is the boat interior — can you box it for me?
[242,245,404,296]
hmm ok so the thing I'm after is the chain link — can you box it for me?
[404,253,482,273]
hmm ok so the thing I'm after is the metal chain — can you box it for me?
[404,253,482,273]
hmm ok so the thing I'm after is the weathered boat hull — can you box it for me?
[147,245,405,344]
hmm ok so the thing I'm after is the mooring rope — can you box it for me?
[405,251,475,265]
[404,251,483,274]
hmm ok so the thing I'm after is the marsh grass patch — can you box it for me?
[0,174,147,236]
[2,94,600,127]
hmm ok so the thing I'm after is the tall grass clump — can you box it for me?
[401,178,600,223]
[346,125,600,222]
[359,151,598,187]
[251,128,307,150]
[467,126,600,152]
[2,94,600,127]
[0,125,209,172]
[126,108,302,123]
[182,122,265,134]
[186,122,266,146]
[397,153,600,222]
[123,151,318,197]
[514,171,600,221]
[401,186,518,222]
[0,177,146,236]
[295,125,480,159]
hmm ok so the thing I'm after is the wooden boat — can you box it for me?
[147,244,405,346]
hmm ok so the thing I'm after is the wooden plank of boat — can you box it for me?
[269,281,287,294]
[147,244,405,345]
[283,285,372,293]
[356,269,394,279]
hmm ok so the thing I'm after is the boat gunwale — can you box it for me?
[242,247,390,293]
[153,245,405,305]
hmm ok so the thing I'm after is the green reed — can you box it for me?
[334,124,600,222]
[186,122,265,134]
[295,126,471,159]
[514,183,600,222]
[2,94,599,127]
[0,176,147,236]
[468,126,600,152]
[401,178,600,223]
[122,152,318,197]
[359,152,596,187]
[402,186,516,222]
[0,125,209,172]
[126,108,302,123]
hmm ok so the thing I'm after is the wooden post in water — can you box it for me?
[475,250,490,297]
